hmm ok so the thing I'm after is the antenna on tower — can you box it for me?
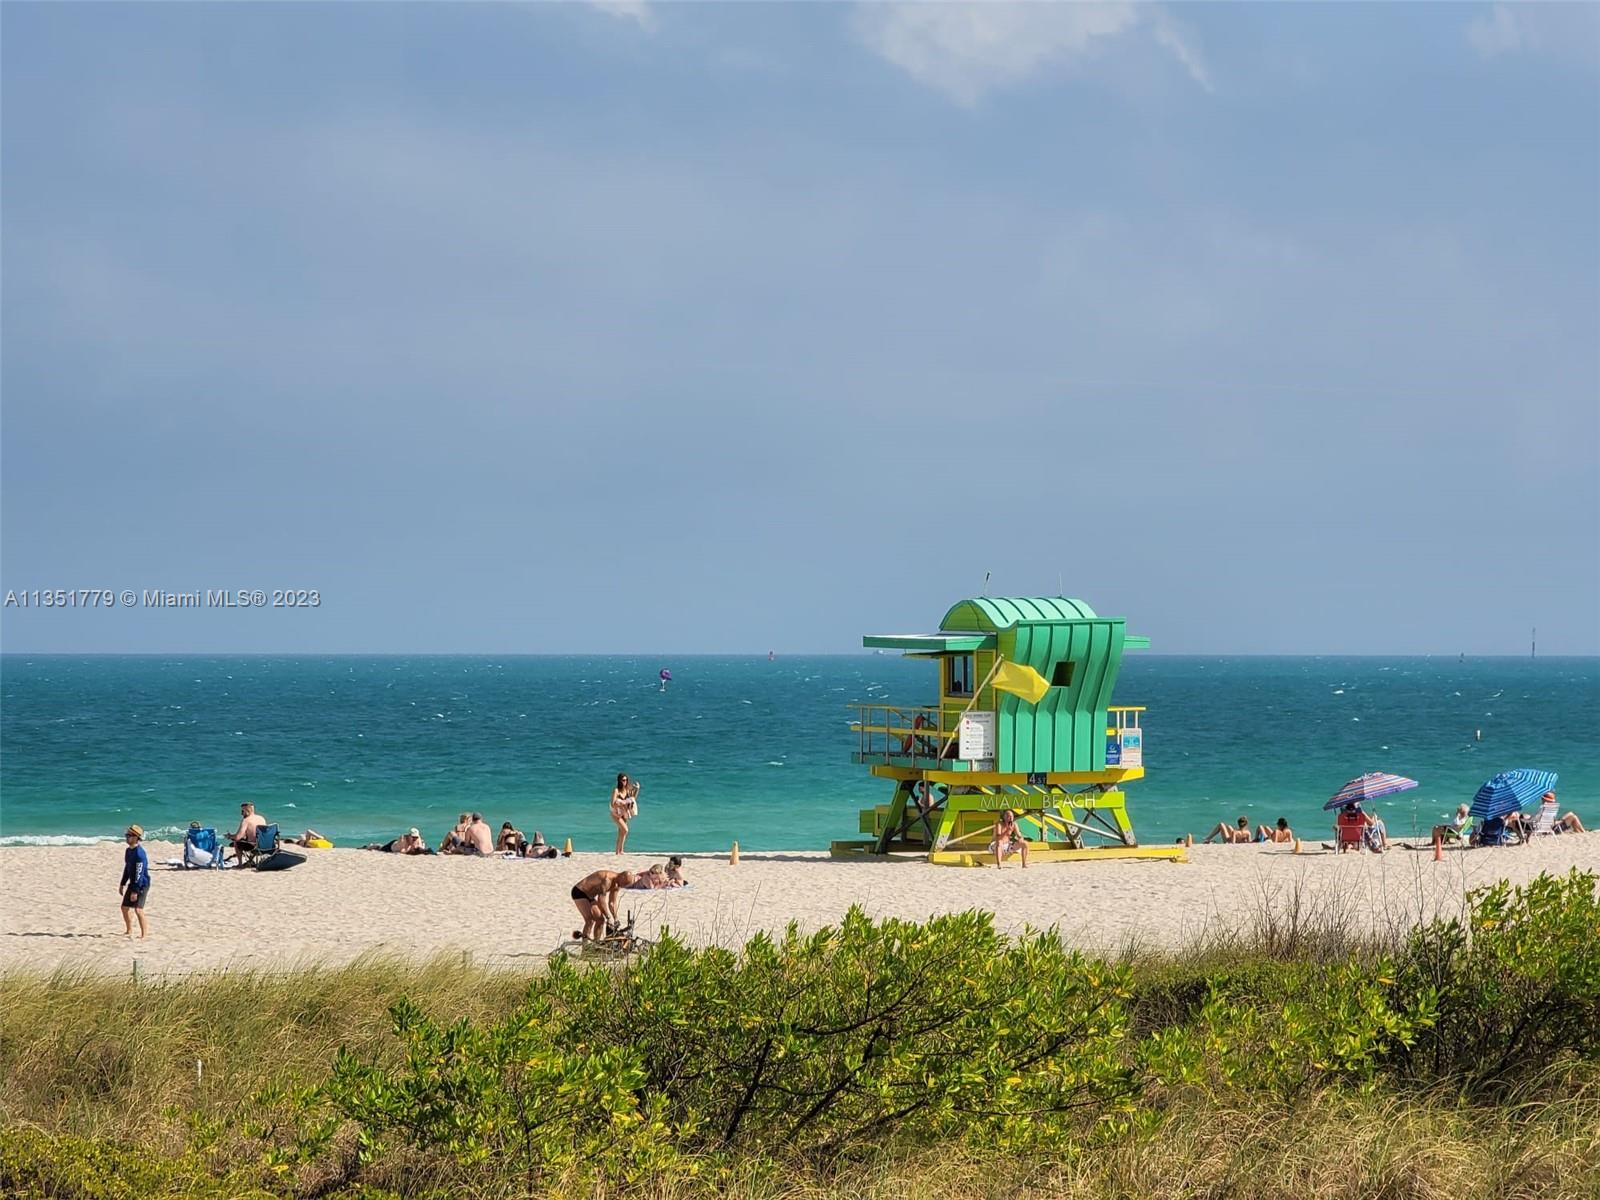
[1058,571,1063,596]
[982,571,991,596]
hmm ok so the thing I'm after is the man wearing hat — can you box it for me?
[120,825,151,938]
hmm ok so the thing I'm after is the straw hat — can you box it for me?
[126,825,144,840]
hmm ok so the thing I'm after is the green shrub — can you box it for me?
[1390,869,1600,1093]
[289,906,1142,1190]
[0,1125,270,1200]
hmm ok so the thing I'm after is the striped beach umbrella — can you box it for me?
[1469,769,1558,821]
[1323,771,1419,811]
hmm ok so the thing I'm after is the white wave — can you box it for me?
[0,834,119,846]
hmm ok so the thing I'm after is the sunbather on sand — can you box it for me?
[283,829,330,847]
[365,828,431,855]
[1203,816,1253,844]
[665,855,688,886]
[570,869,638,941]
[1255,817,1293,844]
[1433,805,1472,844]
[1363,808,1390,853]
[1527,792,1587,835]
[627,864,669,889]
[439,814,470,854]
[496,822,525,853]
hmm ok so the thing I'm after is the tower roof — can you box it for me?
[938,597,1098,631]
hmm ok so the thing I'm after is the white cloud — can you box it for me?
[852,2,1209,105]
[1466,2,1600,63]
[1467,4,1528,57]
[588,0,655,32]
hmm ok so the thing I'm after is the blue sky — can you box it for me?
[3,2,1596,654]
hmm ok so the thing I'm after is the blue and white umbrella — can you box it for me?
[1469,769,1558,821]
[1323,772,1419,811]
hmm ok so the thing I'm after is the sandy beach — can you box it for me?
[3,835,1597,977]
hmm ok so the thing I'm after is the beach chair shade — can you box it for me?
[255,824,280,855]
[1323,772,1418,811]
[1469,769,1558,821]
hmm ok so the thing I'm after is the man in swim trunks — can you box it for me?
[570,868,639,941]
[227,802,267,863]
[464,813,495,856]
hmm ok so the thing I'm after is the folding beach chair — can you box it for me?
[1334,807,1366,852]
[183,825,223,869]
[238,823,306,871]
[1524,803,1559,839]
[1475,816,1514,847]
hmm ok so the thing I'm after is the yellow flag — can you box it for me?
[991,661,1051,704]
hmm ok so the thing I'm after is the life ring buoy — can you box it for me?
[900,713,929,754]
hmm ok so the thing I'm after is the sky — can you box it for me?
[2,2,1596,655]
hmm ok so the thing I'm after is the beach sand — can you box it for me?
[4,836,1598,977]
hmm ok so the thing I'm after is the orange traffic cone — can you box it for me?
[730,840,740,866]
[1293,838,1302,855]
[562,837,573,857]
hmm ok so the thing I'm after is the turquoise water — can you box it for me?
[1,655,1595,850]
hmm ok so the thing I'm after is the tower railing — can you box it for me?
[850,703,947,764]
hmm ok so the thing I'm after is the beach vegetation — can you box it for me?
[2,872,1598,1199]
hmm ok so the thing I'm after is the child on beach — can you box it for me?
[611,774,639,855]
[119,825,150,939]
[665,855,688,886]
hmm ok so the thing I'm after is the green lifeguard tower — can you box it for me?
[833,596,1184,866]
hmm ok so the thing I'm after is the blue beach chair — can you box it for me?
[248,824,306,872]
[183,825,225,869]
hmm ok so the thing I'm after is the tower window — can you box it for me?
[1051,661,1076,687]
[947,654,974,696]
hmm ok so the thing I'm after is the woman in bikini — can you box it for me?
[610,773,639,855]
[990,808,1029,869]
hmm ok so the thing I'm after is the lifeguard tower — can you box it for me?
[832,596,1184,866]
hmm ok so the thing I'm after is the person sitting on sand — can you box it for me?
[226,802,268,863]
[665,855,688,887]
[1363,807,1390,853]
[570,868,639,941]
[1203,816,1253,844]
[461,813,494,856]
[1517,791,1587,837]
[1255,817,1294,844]
[990,808,1029,868]
[496,821,525,854]
[1433,805,1473,846]
[439,814,471,854]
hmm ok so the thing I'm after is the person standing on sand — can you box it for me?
[610,773,639,855]
[570,868,638,940]
[119,825,151,939]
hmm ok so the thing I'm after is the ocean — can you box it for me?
[1,655,1595,852]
